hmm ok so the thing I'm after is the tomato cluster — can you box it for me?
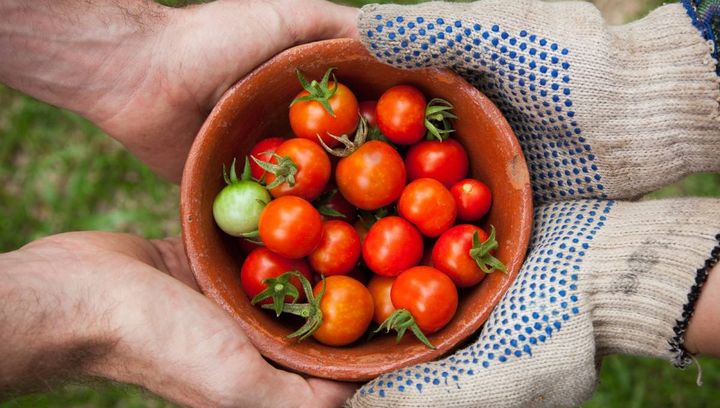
[212,68,505,348]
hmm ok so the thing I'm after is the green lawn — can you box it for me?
[2,0,719,407]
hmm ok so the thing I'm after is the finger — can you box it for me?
[150,237,199,291]
[274,0,360,44]
[306,377,358,408]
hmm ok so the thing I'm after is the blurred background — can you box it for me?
[1,0,719,407]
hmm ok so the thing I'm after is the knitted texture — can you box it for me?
[359,1,720,203]
[348,199,720,408]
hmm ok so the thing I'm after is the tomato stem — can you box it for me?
[317,116,368,158]
[252,271,302,317]
[469,225,507,273]
[291,68,339,117]
[251,154,298,189]
[375,309,436,349]
[261,274,327,341]
[314,189,347,219]
[425,98,457,141]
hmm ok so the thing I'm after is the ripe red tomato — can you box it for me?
[451,179,492,222]
[335,141,406,210]
[258,196,323,259]
[397,178,457,237]
[249,137,284,181]
[312,276,374,346]
[376,85,427,145]
[290,81,359,147]
[363,216,423,276]
[391,266,458,333]
[240,248,312,304]
[359,100,378,127]
[367,275,396,324]
[405,139,469,187]
[432,224,500,287]
[263,138,331,201]
[308,220,361,276]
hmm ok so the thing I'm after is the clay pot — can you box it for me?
[181,39,532,381]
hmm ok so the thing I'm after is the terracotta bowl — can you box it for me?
[181,38,532,382]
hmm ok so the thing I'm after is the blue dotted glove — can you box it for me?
[347,1,720,407]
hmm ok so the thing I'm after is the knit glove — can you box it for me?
[358,0,719,202]
[347,1,720,407]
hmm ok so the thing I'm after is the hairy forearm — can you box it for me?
[0,0,169,122]
[0,245,114,396]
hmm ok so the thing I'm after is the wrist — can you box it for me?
[0,239,117,394]
[0,0,174,124]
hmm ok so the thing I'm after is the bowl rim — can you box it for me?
[180,38,533,381]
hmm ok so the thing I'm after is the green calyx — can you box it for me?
[251,154,298,190]
[314,189,346,219]
[469,225,507,274]
[317,116,368,158]
[375,309,435,349]
[252,271,302,317]
[223,157,253,185]
[262,274,327,341]
[425,98,457,141]
[291,68,339,117]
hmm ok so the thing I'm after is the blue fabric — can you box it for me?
[684,0,720,75]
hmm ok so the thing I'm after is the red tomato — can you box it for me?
[240,248,312,304]
[391,266,458,333]
[405,139,469,187]
[397,178,457,237]
[290,81,359,147]
[258,196,323,259]
[363,216,423,276]
[249,137,284,181]
[376,85,427,145]
[335,141,406,210]
[308,220,361,276]
[432,224,496,287]
[367,275,396,324]
[450,179,492,222]
[359,100,378,127]
[312,276,374,346]
[264,138,331,201]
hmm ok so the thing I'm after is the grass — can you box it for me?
[1,0,719,407]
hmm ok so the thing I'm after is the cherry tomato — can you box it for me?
[312,276,374,346]
[398,178,457,237]
[290,81,359,147]
[376,85,427,145]
[451,179,492,222]
[258,196,323,259]
[431,224,496,287]
[240,248,312,304]
[405,139,469,188]
[367,275,396,324]
[391,266,458,333]
[308,220,361,276]
[363,216,423,276]
[264,138,331,201]
[359,100,378,127]
[212,160,271,237]
[336,141,406,210]
[249,137,284,181]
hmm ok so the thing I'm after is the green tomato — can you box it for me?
[212,158,271,236]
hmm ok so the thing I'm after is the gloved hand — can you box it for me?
[347,1,720,407]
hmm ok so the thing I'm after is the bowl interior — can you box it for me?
[181,39,532,381]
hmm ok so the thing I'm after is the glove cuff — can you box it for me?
[584,199,720,363]
[685,0,720,75]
